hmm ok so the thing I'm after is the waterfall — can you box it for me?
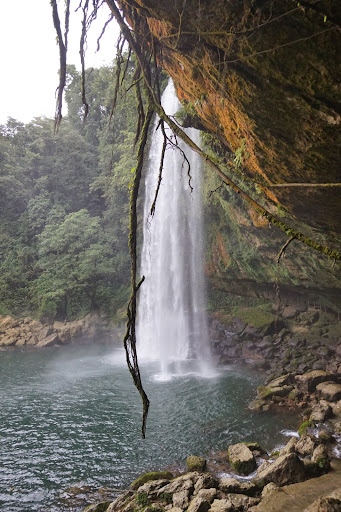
[137,80,212,380]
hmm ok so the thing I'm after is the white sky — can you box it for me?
[0,0,119,124]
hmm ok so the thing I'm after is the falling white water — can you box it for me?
[137,80,212,380]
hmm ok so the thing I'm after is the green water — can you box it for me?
[0,344,298,511]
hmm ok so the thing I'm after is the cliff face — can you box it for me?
[116,0,341,306]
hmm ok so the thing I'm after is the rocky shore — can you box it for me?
[0,313,117,348]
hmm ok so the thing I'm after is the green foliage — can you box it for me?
[136,492,150,508]
[0,60,140,320]
[233,138,249,169]
[298,420,314,437]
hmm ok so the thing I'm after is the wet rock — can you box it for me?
[257,384,293,400]
[173,489,191,509]
[36,332,60,347]
[193,474,218,495]
[160,473,197,495]
[267,373,295,388]
[316,382,341,401]
[138,479,171,497]
[309,401,332,422]
[254,453,306,487]
[218,477,257,496]
[187,490,215,512]
[296,434,319,457]
[227,443,256,475]
[311,444,330,473]
[187,456,206,472]
[130,471,173,490]
[279,437,297,456]
[295,370,336,393]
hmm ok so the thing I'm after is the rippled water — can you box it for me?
[0,345,298,511]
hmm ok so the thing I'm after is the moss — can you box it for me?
[232,304,276,330]
[130,471,173,490]
[136,492,150,507]
[186,455,206,472]
[257,385,273,399]
[298,420,314,437]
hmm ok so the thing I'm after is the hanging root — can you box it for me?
[277,236,296,265]
[51,0,70,132]
[150,125,167,217]
[124,104,154,439]
[80,0,90,120]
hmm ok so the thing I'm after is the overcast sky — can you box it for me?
[0,0,119,124]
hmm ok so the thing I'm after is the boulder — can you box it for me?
[248,399,270,412]
[186,456,206,472]
[36,333,60,347]
[295,371,336,393]
[173,489,191,509]
[219,477,257,496]
[193,474,218,495]
[159,473,197,495]
[282,305,298,319]
[316,382,341,401]
[137,479,171,497]
[332,400,341,417]
[267,373,295,388]
[257,385,293,400]
[187,491,215,512]
[279,437,298,457]
[254,453,306,487]
[303,490,341,511]
[261,482,279,497]
[309,401,332,422]
[227,443,256,475]
[296,434,319,457]
[311,444,330,473]
[209,498,234,512]
[130,471,173,490]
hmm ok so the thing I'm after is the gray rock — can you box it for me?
[296,434,319,457]
[309,400,332,422]
[295,370,336,393]
[261,482,279,497]
[218,477,256,496]
[187,495,210,512]
[267,373,294,388]
[209,498,234,512]
[279,436,297,456]
[36,333,60,347]
[160,473,197,495]
[173,490,191,509]
[227,443,256,475]
[193,474,218,495]
[255,453,306,487]
[311,444,330,473]
[316,382,341,401]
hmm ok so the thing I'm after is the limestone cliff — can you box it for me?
[113,0,340,306]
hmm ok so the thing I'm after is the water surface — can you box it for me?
[0,344,298,511]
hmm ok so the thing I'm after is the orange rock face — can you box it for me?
[116,0,341,237]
